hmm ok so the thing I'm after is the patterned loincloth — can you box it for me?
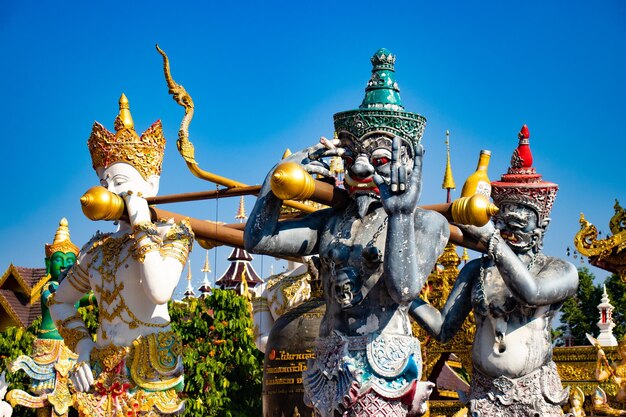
[303,331,433,417]
[469,361,569,417]
[73,331,184,417]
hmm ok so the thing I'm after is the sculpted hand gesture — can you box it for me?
[373,137,423,215]
[285,137,344,178]
[122,191,151,225]
[71,338,95,392]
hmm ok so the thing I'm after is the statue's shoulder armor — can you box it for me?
[83,230,112,254]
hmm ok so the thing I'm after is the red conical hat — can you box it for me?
[491,125,558,222]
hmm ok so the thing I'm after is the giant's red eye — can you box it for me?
[342,156,354,165]
[372,157,390,166]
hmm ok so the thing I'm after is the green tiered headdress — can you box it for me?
[333,48,426,152]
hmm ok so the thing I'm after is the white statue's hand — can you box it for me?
[122,191,151,225]
[71,339,95,392]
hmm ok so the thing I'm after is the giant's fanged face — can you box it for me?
[339,132,414,197]
[494,203,543,253]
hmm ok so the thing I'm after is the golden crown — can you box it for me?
[45,218,79,258]
[88,94,166,179]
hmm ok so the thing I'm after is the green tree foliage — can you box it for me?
[602,273,626,340]
[558,268,626,345]
[0,290,262,417]
[170,289,263,417]
[0,318,40,417]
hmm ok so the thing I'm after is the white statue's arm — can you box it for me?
[251,293,274,353]
[49,252,95,392]
[0,371,13,417]
[124,193,194,305]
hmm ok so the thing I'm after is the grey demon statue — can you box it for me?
[245,48,449,417]
[410,125,578,416]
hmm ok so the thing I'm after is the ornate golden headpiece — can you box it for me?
[88,94,165,179]
[45,218,79,258]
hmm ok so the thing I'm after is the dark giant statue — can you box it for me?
[245,48,448,417]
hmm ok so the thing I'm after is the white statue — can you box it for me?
[252,259,314,352]
[49,94,193,416]
[0,372,13,417]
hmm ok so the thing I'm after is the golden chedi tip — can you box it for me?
[115,93,135,132]
[45,218,79,257]
[235,196,247,221]
[442,130,456,190]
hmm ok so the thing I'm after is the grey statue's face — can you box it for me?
[340,133,414,196]
[494,203,543,253]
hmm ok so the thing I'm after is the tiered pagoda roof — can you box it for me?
[0,265,48,330]
[215,247,263,291]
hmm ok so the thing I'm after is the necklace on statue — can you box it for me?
[477,250,538,353]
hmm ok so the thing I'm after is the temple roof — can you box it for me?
[216,247,262,290]
[0,265,48,330]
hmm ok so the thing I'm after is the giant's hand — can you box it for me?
[285,137,343,179]
[70,338,95,392]
[373,137,422,215]
[457,221,496,246]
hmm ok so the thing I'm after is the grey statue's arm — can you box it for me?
[492,240,579,305]
[244,168,329,258]
[384,209,449,304]
[409,259,479,342]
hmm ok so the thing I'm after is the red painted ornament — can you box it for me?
[511,124,533,168]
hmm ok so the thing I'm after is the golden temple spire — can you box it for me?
[282,148,292,159]
[201,250,211,273]
[442,130,456,203]
[235,196,247,222]
[184,259,196,298]
[462,248,470,265]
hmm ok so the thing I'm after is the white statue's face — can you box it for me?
[97,163,160,198]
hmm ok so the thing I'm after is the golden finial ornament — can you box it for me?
[442,130,456,193]
[270,162,316,201]
[201,250,211,273]
[87,93,166,180]
[45,218,79,257]
[235,196,247,222]
[80,186,125,221]
[282,149,292,159]
[462,248,470,263]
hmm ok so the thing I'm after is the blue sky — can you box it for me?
[0,0,624,298]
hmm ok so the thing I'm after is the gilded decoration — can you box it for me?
[87,94,166,180]
[265,271,312,317]
[6,338,77,415]
[553,346,620,397]
[75,331,184,417]
[575,200,626,280]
